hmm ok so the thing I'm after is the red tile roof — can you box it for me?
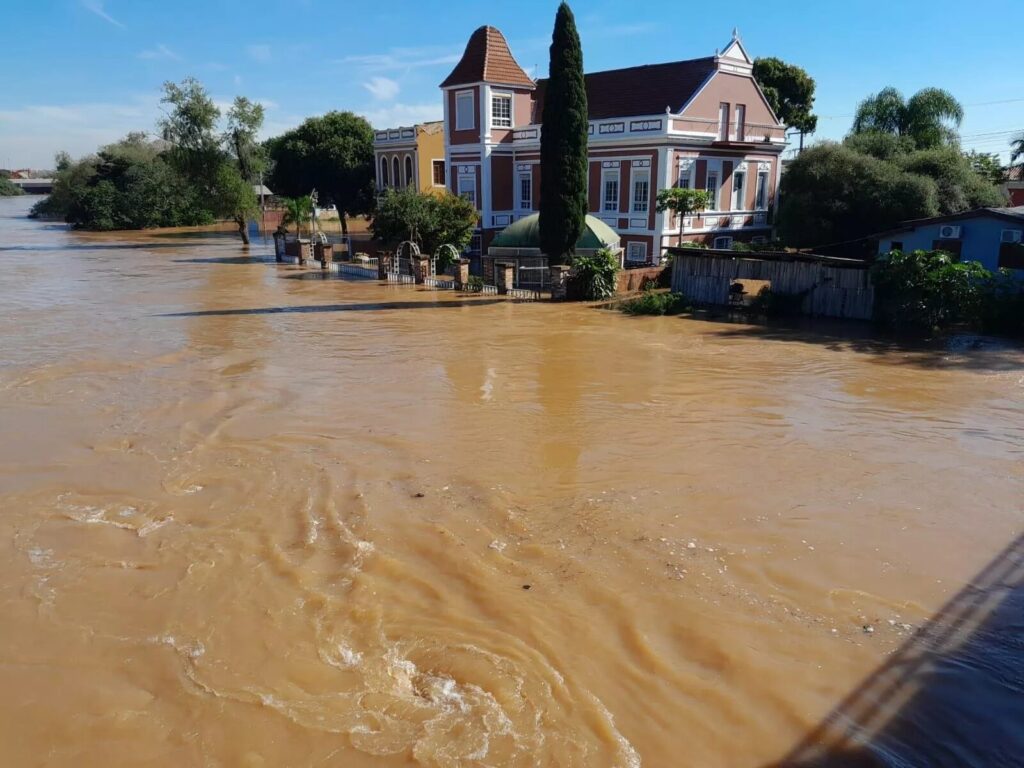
[535,58,716,120]
[440,26,535,89]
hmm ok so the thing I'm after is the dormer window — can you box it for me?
[491,93,512,128]
[455,90,475,130]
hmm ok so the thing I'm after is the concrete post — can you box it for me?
[316,243,334,268]
[549,264,571,301]
[454,259,471,290]
[414,255,432,284]
[377,251,392,280]
[496,262,515,295]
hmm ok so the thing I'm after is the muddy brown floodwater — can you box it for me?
[0,196,1022,768]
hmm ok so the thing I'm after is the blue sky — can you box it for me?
[2,0,1022,169]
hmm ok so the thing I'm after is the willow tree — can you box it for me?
[539,2,588,266]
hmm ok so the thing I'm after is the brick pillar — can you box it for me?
[496,262,515,295]
[298,240,313,265]
[454,259,470,289]
[414,255,432,284]
[549,264,571,301]
[377,251,392,279]
[316,243,334,268]
[482,257,495,286]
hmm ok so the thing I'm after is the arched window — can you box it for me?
[392,157,401,189]
[380,157,389,188]
[405,156,414,189]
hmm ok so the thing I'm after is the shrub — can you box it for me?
[0,177,24,196]
[978,270,1024,338]
[567,248,619,301]
[871,248,991,330]
[466,275,484,290]
[619,290,691,315]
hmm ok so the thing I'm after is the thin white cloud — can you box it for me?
[247,44,272,63]
[0,94,161,167]
[363,76,400,101]
[81,0,125,29]
[340,44,461,73]
[138,44,181,61]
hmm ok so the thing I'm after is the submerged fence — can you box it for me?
[670,249,875,320]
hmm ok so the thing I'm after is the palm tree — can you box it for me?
[280,195,312,238]
[1011,133,1024,178]
[851,87,964,150]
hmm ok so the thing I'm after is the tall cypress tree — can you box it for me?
[539,2,589,266]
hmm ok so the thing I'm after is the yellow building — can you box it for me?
[373,121,446,194]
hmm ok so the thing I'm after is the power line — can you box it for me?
[818,96,1024,121]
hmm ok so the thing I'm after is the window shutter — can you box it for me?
[721,161,733,210]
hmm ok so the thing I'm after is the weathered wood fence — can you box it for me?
[670,250,875,320]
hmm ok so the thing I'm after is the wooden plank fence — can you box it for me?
[671,250,875,320]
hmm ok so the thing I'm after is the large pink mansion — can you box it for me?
[374,26,788,265]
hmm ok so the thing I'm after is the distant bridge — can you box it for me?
[8,178,54,194]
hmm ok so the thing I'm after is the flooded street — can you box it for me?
[1,195,1022,767]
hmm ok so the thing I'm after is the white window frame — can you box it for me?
[491,92,513,129]
[718,102,730,141]
[432,159,446,187]
[755,170,769,210]
[457,172,476,207]
[678,159,693,189]
[455,90,475,131]
[601,168,620,213]
[380,157,389,188]
[713,235,733,249]
[735,104,746,142]
[631,168,650,213]
[626,241,648,263]
[731,169,746,212]
[517,171,532,210]
[404,154,414,188]
[706,169,720,212]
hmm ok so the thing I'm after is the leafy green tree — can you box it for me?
[899,148,1006,214]
[265,111,374,235]
[843,132,916,162]
[655,188,712,248]
[225,97,266,184]
[752,57,818,142]
[210,164,258,243]
[223,97,266,244]
[965,150,1007,186]
[539,2,588,265]
[851,87,964,149]
[777,142,939,247]
[370,187,477,255]
[159,78,222,188]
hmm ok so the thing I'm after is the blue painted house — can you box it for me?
[875,207,1024,274]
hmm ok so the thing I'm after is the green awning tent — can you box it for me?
[489,213,619,251]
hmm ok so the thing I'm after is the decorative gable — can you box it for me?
[715,29,753,75]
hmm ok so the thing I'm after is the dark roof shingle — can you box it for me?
[440,26,534,89]
[535,58,716,120]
